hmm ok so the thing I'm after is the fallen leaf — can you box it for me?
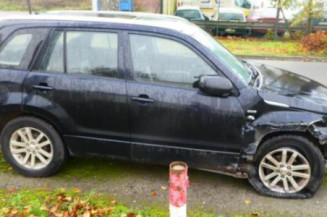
[50,205,59,213]
[161,185,167,190]
[83,211,91,217]
[127,212,137,217]
[40,205,49,211]
[60,187,66,193]
[10,209,19,215]
[245,199,252,205]
[23,206,32,214]
[251,212,260,216]
[110,200,116,204]
[7,186,16,193]
[73,187,81,193]
[151,190,158,197]
[2,207,10,214]
[64,196,72,202]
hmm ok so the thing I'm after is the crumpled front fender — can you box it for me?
[242,111,327,158]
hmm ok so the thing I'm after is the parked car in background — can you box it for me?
[212,8,249,36]
[247,8,285,36]
[0,14,327,199]
[175,6,209,21]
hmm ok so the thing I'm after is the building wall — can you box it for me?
[163,0,177,15]
[134,0,161,13]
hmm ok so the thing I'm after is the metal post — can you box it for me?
[26,0,32,14]
[216,0,221,36]
[274,0,281,40]
[169,162,189,217]
[92,0,98,11]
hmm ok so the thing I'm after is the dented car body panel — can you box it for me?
[0,16,326,178]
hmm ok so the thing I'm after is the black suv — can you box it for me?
[0,14,326,199]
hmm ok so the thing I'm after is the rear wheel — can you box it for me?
[248,135,325,198]
[1,117,66,177]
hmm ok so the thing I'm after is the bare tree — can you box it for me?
[271,0,294,40]
[27,0,32,14]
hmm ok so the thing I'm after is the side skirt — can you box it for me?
[132,142,245,178]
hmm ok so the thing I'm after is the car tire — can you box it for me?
[248,135,325,199]
[0,117,66,177]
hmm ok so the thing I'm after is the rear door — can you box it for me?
[22,28,130,158]
[0,28,49,117]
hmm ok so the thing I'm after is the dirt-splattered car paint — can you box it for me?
[0,14,326,199]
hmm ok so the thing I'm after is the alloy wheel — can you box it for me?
[9,127,53,170]
[258,148,311,193]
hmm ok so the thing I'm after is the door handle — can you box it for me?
[32,83,53,91]
[131,95,155,103]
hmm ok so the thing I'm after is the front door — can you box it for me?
[126,33,245,168]
[23,29,130,158]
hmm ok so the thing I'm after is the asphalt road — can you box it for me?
[0,11,29,17]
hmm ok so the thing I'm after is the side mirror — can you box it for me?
[198,76,233,97]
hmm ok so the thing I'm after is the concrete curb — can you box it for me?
[237,55,327,62]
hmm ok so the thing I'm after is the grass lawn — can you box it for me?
[217,37,327,58]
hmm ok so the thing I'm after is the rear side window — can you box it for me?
[41,31,64,73]
[40,30,119,78]
[0,28,49,70]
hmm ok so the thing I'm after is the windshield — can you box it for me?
[219,13,244,21]
[175,10,201,20]
[191,27,251,83]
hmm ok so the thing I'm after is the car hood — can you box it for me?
[255,64,327,113]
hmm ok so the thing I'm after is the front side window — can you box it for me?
[129,34,218,88]
[40,30,118,78]
[191,27,251,83]
[0,28,48,70]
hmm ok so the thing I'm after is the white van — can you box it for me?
[177,0,252,19]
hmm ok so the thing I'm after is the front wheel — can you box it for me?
[1,117,66,177]
[248,135,325,198]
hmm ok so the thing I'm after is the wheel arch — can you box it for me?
[0,110,66,150]
[242,129,325,162]
[258,131,321,152]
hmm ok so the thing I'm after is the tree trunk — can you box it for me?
[306,0,314,34]
[280,8,294,39]
[27,0,32,14]
[274,7,281,40]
